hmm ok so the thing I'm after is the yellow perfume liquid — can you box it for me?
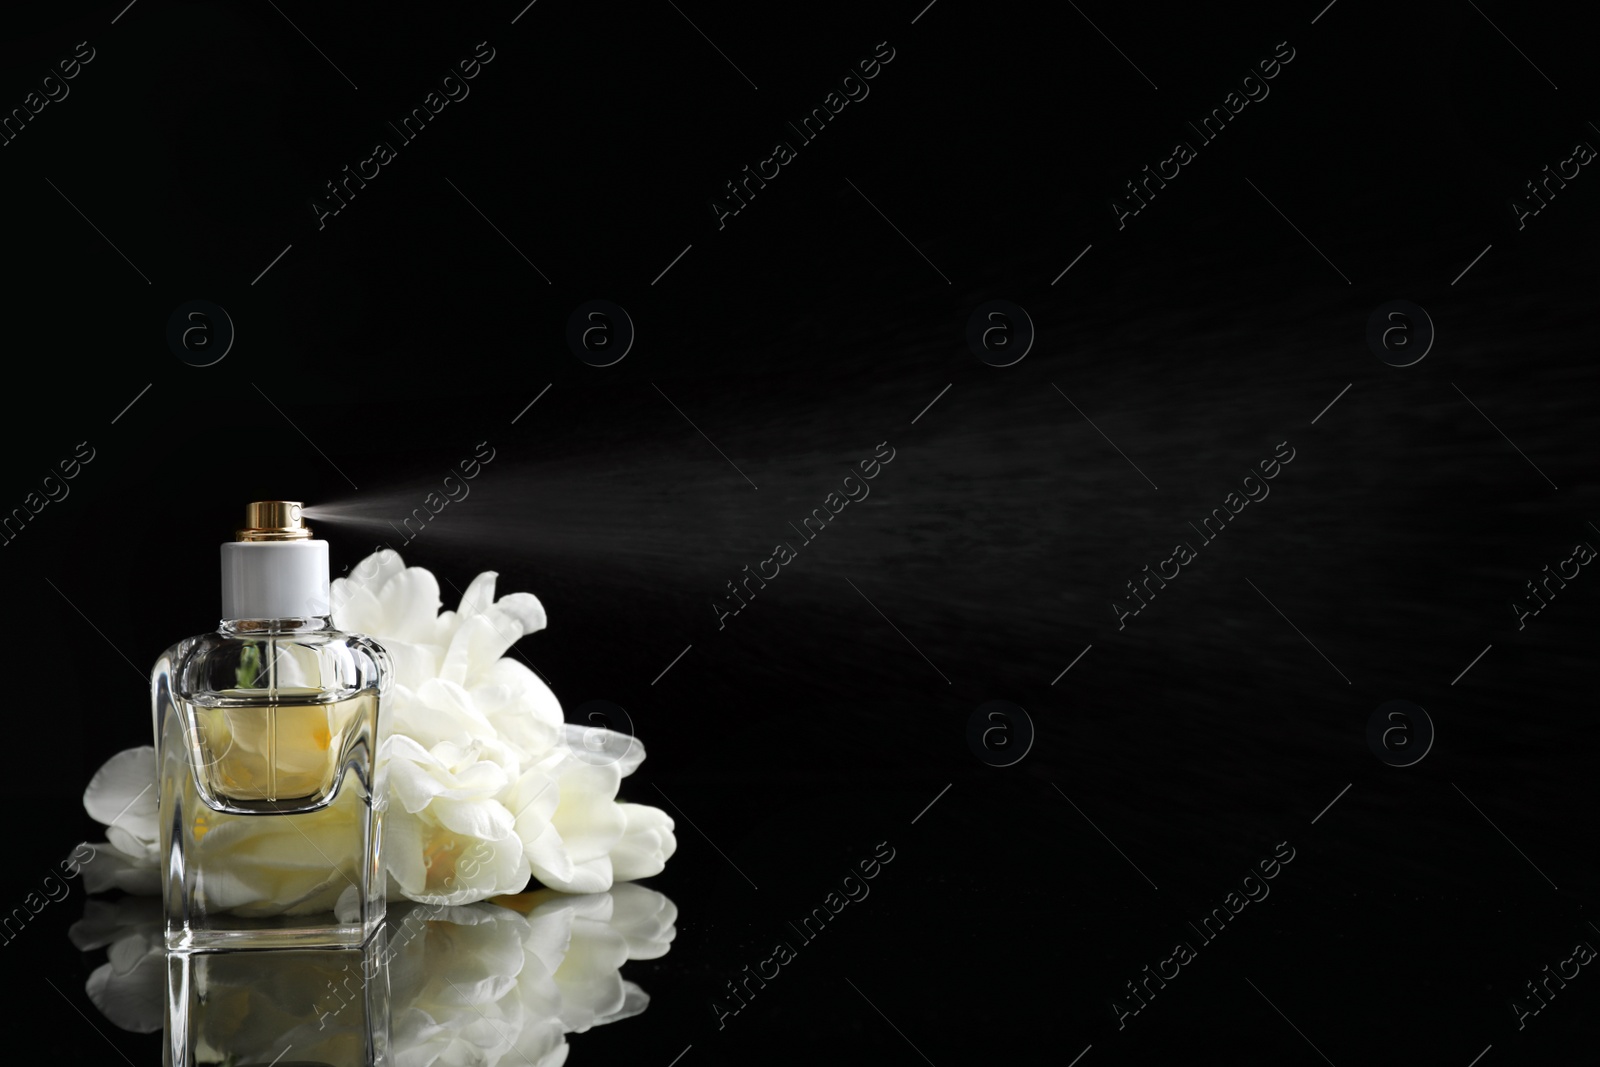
[187,689,377,812]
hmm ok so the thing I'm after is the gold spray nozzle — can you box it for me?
[237,501,312,541]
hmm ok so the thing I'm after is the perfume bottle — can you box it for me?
[155,501,389,951]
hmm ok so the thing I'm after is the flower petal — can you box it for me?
[609,803,677,883]
[78,840,161,896]
[83,747,158,843]
[376,568,444,643]
[493,592,547,636]
[347,549,406,595]
[593,980,651,1027]
[455,570,499,617]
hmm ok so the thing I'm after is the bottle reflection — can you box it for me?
[70,886,678,1067]
[167,933,391,1066]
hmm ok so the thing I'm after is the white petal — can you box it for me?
[376,639,441,692]
[430,796,514,841]
[439,614,522,686]
[519,820,572,883]
[105,824,157,862]
[329,582,385,635]
[384,809,428,898]
[82,747,158,842]
[347,549,406,595]
[548,760,625,866]
[609,803,677,883]
[593,980,651,1027]
[475,659,565,758]
[405,677,498,747]
[387,754,451,814]
[493,592,547,636]
[376,568,444,642]
[456,570,500,617]
[78,840,161,896]
[509,768,569,879]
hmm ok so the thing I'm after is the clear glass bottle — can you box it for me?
[156,501,389,951]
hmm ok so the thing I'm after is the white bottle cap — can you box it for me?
[220,539,331,620]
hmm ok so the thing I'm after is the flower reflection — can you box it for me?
[69,885,677,1066]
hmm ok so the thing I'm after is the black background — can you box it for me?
[2,0,1597,1064]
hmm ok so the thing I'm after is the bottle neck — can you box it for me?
[220,616,333,635]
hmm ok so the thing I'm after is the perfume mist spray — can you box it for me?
[155,501,390,951]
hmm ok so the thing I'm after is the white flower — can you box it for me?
[77,550,676,908]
